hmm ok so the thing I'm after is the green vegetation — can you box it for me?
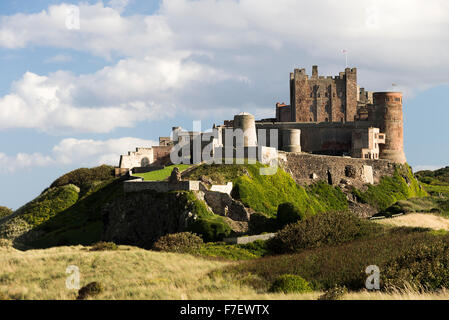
[276,202,306,228]
[268,211,383,254]
[226,227,442,291]
[29,178,124,248]
[0,206,13,219]
[415,166,449,185]
[379,197,449,217]
[14,185,80,228]
[198,243,260,260]
[134,164,191,181]
[50,165,115,197]
[352,164,427,210]
[77,282,104,300]
[186,162,347,218]
[89,241,119,251]
[270,274,312,293]
[152,232,204,254]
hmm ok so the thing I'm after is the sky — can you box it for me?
[0,0,448,209]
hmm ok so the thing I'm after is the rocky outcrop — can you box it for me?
[203,190,250,222]
[102,191,196,249]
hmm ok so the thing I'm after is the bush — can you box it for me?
[77,282,103,300]
[199,243,258,260]
[382,237,449,291]
[248,212,277,234]
[226,228,439,291]
[268,211,382,254]
[318,286,348,300]
[152,232,204,254]
[269,274,312,293]
[277,203,306,228]
[0,206,13,219]
[0,238,12,247]
[89,241,118,251]
[189,218,232,242]
[50,165,115,196]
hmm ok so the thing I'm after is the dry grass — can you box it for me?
[0,245,320,300]
[344,288,449,300]
[375,213,449,231]
[2,244,449,300]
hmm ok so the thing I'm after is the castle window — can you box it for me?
[318,93,320,98]
[325,118,329,122]
[325,92,328,97]
[310,92,313,98]
[395,98,400,102]
[333,93,336,97]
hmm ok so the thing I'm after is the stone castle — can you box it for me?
[117,65,406,175]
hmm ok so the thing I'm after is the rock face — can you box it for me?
[102,191,196,249]
[203,191,250,222]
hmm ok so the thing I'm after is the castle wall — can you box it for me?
[256,121,374,155]
[280,152,396,188]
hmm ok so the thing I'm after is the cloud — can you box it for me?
[44,54,73,63]
[0,0,449,133]
[0,137,158,173]
[0,54,239,133]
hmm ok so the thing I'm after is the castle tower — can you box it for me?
[289,66,358,123]
[373,92,406,164]
[233,112,258,147]
[281,129,301,152]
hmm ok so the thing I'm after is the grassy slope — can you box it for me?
[185,163,348,218]
[352,164,427,211]
[133,164,191,181]
[0,245,320,300]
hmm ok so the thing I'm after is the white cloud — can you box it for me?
[0,0,449,133]
[0,137,158,173]
[44,54,73,63]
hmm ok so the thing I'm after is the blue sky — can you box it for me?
[0,0,448,209]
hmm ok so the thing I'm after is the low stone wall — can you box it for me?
[124,179,200,193]
[281,152,396,188]
[223,233,276,244]
[210,182,233,194]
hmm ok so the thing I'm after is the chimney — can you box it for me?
[312,65,318,78]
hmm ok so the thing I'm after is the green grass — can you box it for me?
[14,185,80,228]
[133,164,191,181]
[352,164,427,211]
[197,240,269,260]
[186,162,348,218]
[29,178,124,248]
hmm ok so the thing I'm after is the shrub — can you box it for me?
[50,165,115,196]
[77,282,103,300]
[277,202,306,228]
[238,240,269,257]
[248,212,277,234]
[382,237,449,291]
[89,241,118,251]
[270,274,312,293]
[152,232,204,254]
[318,286,348,300]
[0,206,13,219]
[268,211,382,254]
[189,218,232,242]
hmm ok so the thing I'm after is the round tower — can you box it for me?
[233,112,257,147]
[282,129,301,152]
[373,92,406,164]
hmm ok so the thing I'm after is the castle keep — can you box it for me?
[117,65,406,176]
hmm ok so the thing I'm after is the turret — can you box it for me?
[372,92,406,163]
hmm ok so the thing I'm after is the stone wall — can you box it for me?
[280,152,396,189]
[124,179,200,193]
[224,233,276,244]
[102,191,196,248]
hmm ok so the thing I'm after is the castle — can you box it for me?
[117,65,406,175]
